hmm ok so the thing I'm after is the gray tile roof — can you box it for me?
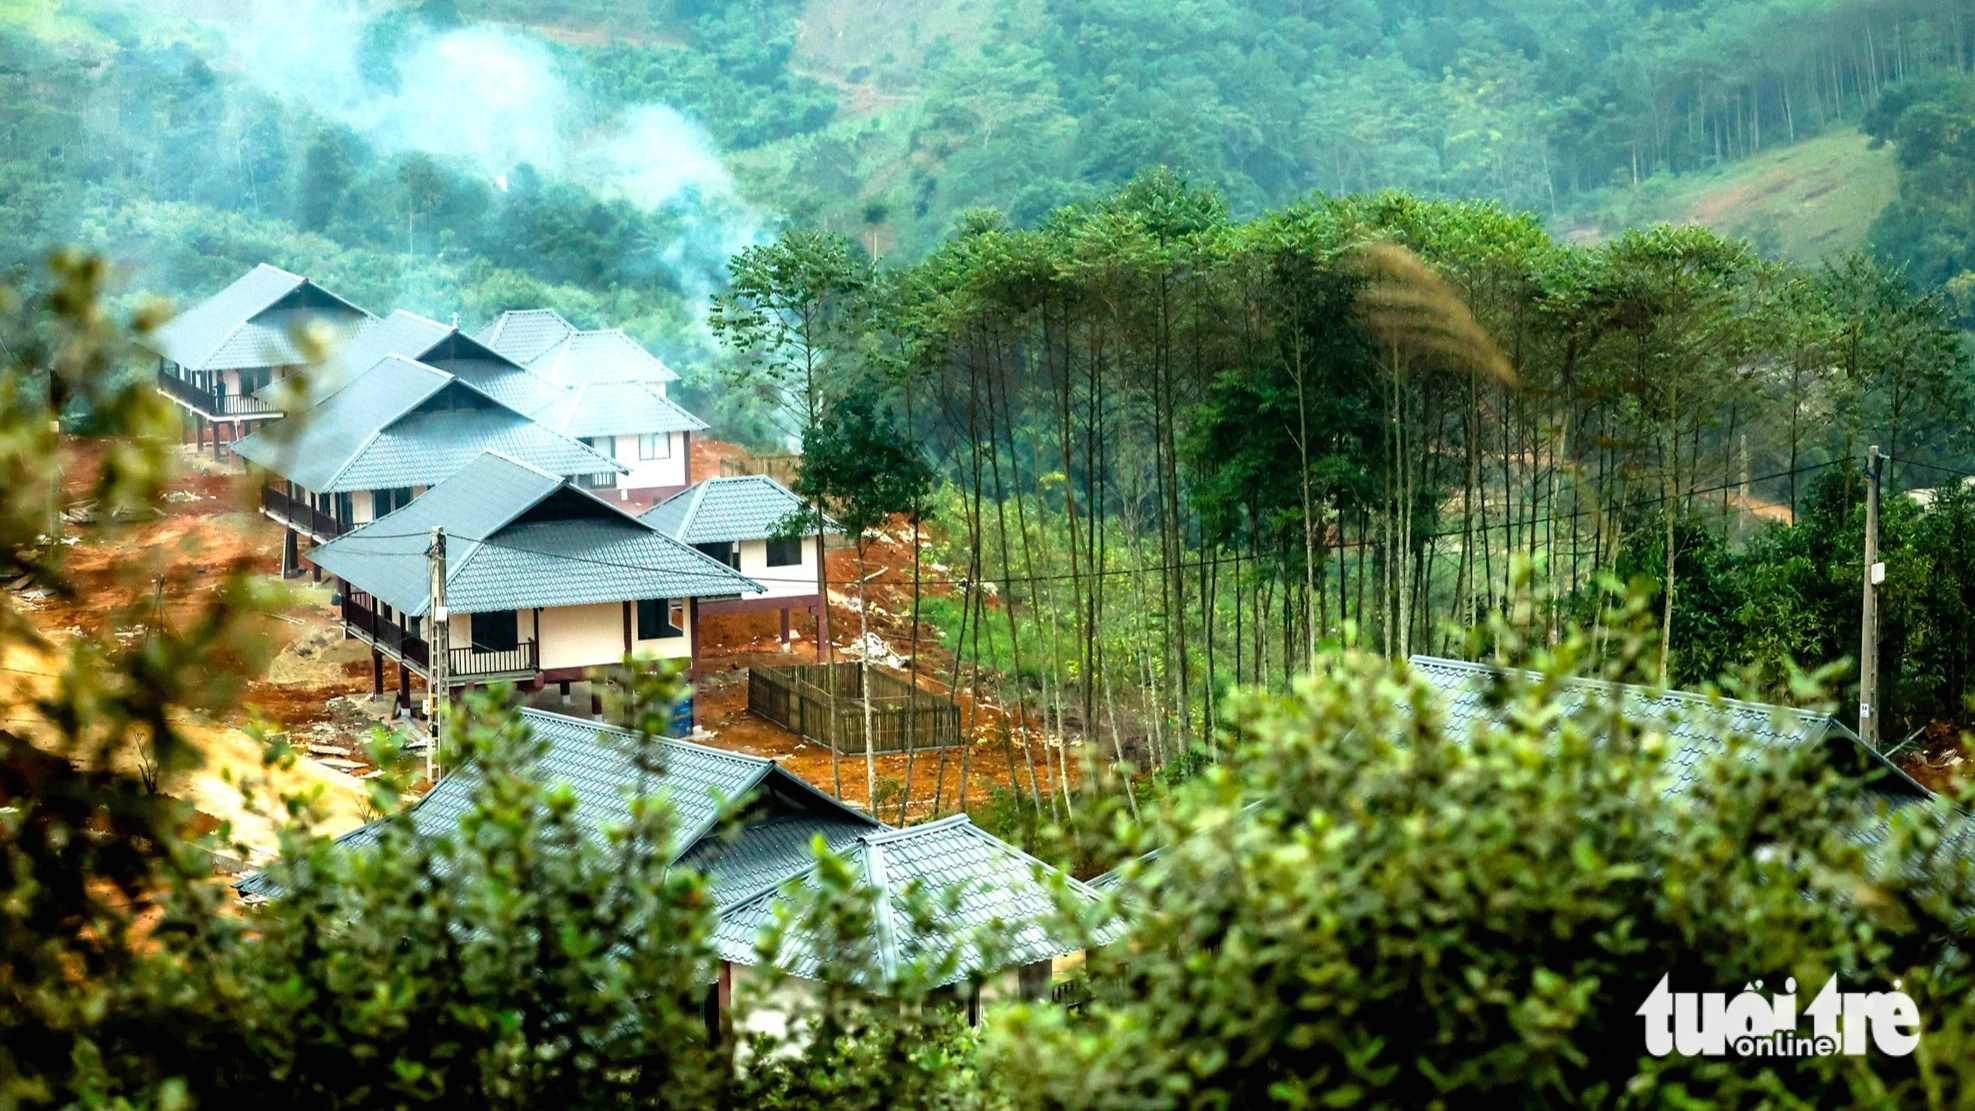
[293,310,566,411]
[642,475,834,545]
[335,408,622,492]
[536,381,709,439]
[712,815,1111,986]
[144,264,374,372]
[427,356,569,417]
[236,707,880,899]
[326,310,453,386]
[523,328,680,387]
[476,310,702,441]
[305,451,763,615]
[1407,655,1930,800]
[676,811,877,908]
[475,309,579,367]
[231,356,620,493]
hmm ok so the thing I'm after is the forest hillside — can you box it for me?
[0,0,1971,439]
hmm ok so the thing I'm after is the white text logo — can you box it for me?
[1636,974,1919,1058]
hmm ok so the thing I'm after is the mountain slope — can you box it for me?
[1557,130,1898,263]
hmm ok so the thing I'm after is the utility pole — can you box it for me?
[427,526,449,782]
[1859,446,1884,750]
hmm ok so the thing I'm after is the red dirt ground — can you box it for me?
[22,437,1068,847]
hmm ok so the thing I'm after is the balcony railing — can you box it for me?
[342,591,429,671]
[156,369,282,418]
[262,485,346,540]
[341,592,539,680]
[448,640,538,678]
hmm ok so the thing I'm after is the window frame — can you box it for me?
[637,598,685,640]
[638,432,669,461]
[765,536,804,568]
[469,609,519,653]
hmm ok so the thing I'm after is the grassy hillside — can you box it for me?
[1557,130,1898,263]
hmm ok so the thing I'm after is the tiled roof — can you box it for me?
[237,708,879,899]
[232,355,451,489]
[525,328,680,386]
[536,381,708,439]
[676,811,876,908]
[642,475,833,545]
[231,356,620,493]
[305,451,762,615]
[325,310,453,386]
[203,308,374,372]
[1406,655,1929,800]
[712,815,1112,986]
[427,356,568,417]
[334,408,622,492]
[144,264,374,372]
[293,311,565,410]
[475,309,579,367]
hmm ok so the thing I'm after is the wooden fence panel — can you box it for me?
[747,662,960,755]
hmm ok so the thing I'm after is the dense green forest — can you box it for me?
[3,0,1972,360]
[714,181,1972,821]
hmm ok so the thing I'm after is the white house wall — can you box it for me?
[534,604,624,672]
[737,538,819,600]
[592,432,689,494]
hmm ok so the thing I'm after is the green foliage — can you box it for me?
[567,1,838,151]
[795,382,934,540]
[712,229,877,440]
[993,602,1975,1107]
[1867,71,1975,322]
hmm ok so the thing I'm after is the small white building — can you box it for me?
[304,452,764,731]
[642,475,838,646]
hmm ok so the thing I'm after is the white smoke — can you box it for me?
[220,0,757,296]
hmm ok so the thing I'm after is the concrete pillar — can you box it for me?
[559,680,572,707]
[371,649,384,699]
[590,689,603,720]
[689,597,702,728]
[780,606,791,645]
[281,528,298,579]
[211,420,223,463]
[398,661,412,715]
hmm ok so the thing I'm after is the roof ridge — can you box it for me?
[864,840,902,983]
[480,449,560,481]
[862,813,971,844]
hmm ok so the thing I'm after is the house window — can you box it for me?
[376,487,414,516]
[694,541,739,568]
[637,598,685,640]
[470,610,518,653]
[583,436,615,458]
[638,433,669,461]
[766,537,804,567]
